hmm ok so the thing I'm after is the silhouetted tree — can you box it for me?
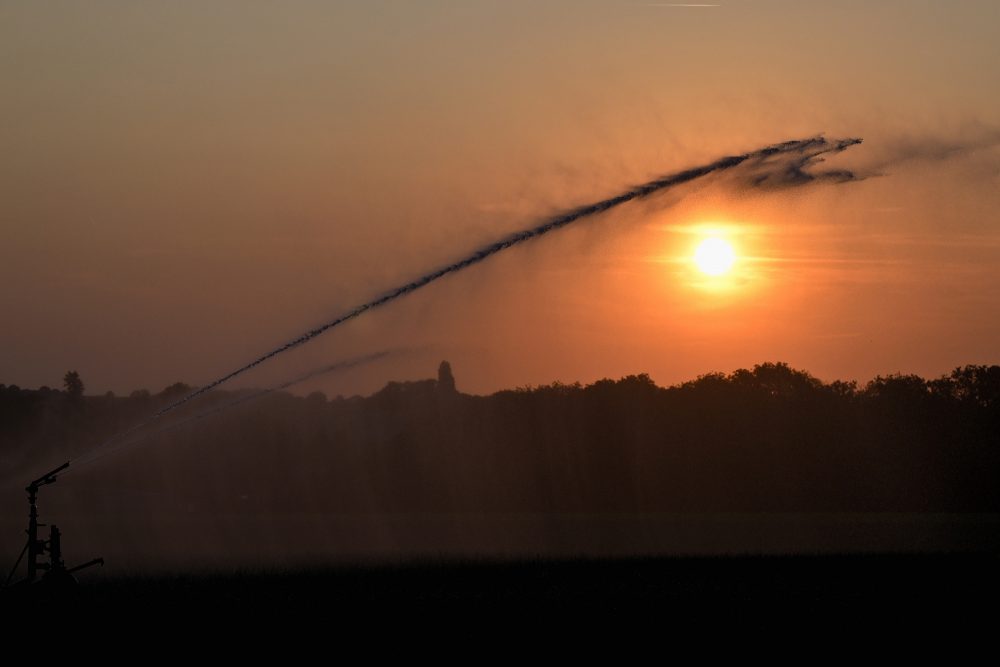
[863,374,929,403]
[939,365,1000,407]
[438,361,456,393]
[827,379,858,399]
[731,362,822,398]
[63,371,84,400]
[159,383,192,400]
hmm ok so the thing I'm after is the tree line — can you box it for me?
[1,362,998,513]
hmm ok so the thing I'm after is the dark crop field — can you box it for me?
[6,553,999,617]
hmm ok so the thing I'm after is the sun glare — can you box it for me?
[694,237,736,276]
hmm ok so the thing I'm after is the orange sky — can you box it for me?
[1,1,998,396]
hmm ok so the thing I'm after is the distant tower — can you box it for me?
[437,361,456,394]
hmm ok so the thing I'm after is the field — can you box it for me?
[6,553,998,617]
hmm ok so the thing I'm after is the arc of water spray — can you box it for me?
[68,135,862,473]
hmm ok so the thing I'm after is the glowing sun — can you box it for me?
[693,237,736,276]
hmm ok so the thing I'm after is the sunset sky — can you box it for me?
[2,0,998,397]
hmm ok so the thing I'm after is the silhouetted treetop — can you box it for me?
[437,361,456,394]
[862,373,931,403]
[729,362,823,398]
[159,383,192,400]
[63,371,84,399]
[933,365,1000,407]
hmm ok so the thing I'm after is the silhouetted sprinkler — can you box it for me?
[3,462,104,590]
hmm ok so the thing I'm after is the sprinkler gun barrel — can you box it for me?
[27,461,69,491]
